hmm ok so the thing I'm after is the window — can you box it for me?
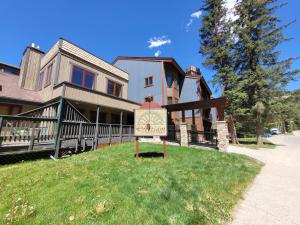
[44,63,53,87]
[36,71,44,91]
[145,76,153,87]
[71,66,95,89]
[107,79,122,97]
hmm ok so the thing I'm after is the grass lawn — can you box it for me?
[0,143,262,225]
[235,137,276,149]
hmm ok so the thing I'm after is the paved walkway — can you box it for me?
[228,131,300,225]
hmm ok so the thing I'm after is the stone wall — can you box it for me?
[180,123,188,147]
[216,121,229,151]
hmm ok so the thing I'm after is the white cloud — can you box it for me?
[148,36,171,48]
[186,10,202,32]
[154,50,161,57]
[191,10,202,19]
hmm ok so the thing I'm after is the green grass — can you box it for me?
[0,143,262,225]
[235,137,276,149]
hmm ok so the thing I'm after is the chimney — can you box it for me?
[19,44,44,90]
[186,65,201,76]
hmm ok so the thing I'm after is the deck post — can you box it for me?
[28,122,36,151]
[94,105,100,150]
[0,117,3,146]
[54,97,65,159]
[108,124,112,145]
[76,122,82,152]
[119,111,123,143]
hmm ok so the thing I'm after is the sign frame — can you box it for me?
[134,108,168,137]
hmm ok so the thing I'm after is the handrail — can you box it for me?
[17,101,59,117]
[0,115,57,121]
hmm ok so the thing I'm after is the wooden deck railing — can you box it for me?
[0,98,135,157]
[0,116,57,155]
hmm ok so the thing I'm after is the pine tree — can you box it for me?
[199,0,241,144]
[234,0,299,145]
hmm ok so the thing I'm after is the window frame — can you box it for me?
[44,63,53,87]
[106,79,123,98]
[71,65,95,90]
[144,76,154,88]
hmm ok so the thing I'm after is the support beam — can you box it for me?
[94,105,100,150]
[199,109,204,141]
[181,110,185,123]
[120,111,123,143]
[54,97,65,159]
[216,106,225,121]
[192,110,195,126]
[0,117,3,146]
[162,97,227,112]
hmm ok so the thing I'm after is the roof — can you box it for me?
[113,56,212,95]
[0,73,43,103]
[0,62,20,75]
[58,38,129,81]
[112,56,186,78]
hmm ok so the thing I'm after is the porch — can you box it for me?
[163,97,227,147]
[0,98,135,157]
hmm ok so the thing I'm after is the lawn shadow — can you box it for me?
[0,151,52,165]
[135,152,164,158]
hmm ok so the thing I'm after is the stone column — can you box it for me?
[180,123,189,147]
[216,121,229,152]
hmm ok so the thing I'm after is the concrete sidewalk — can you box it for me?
[228,131,300,225]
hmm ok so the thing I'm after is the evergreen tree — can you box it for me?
[234,0,299,145]
[199,0,241,144]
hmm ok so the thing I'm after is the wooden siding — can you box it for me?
[64,85,139,112]
[60,40,129,81]
[40,40,60,69]
[18,50,29,87]
[22,50,43,90]
[58,55,128,99]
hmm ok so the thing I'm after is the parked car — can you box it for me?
[270,128,280,135]
[264,132,272,138]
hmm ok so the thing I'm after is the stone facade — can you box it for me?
[216,121,229,151]
[180,123,189,147]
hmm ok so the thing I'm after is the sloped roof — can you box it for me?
[112,56,186,78]
[0,73,43,103]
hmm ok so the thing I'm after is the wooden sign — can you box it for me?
[134,108,167,137]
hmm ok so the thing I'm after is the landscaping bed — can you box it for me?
[0,143,262,225]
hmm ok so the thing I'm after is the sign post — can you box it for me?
[134,100,168,160]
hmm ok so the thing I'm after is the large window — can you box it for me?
[36,71,44,91]
[145,76,153,87]
[71,66,95,89]
[44,63,53,87]
[107,79,122,97]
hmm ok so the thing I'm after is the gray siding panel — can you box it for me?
[114,60,163,104]
[179,78,199,103]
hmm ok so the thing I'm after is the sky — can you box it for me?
[0,0,299,95]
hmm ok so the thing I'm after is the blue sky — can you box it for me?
[0,0,299,94]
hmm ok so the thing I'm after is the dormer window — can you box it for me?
[71,66,95,89]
